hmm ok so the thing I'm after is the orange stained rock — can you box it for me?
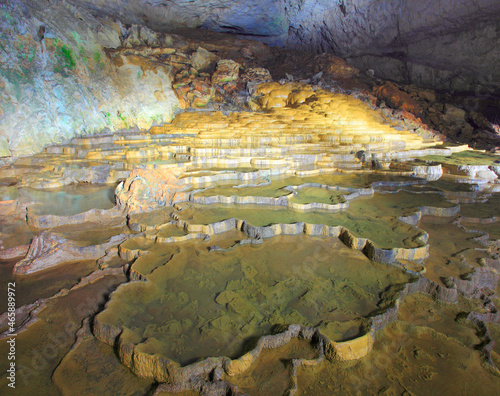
[192,78,212,93]
[373,82,423,118]
[313,53,361,79]
[42,79,444,172]
[287,89,315,106]
[115,167,189,212]
[175,85,191,96]
[211,59,241,85]
[148,93,431,153]
[86,151,103,160]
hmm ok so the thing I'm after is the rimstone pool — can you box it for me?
[1,89,500,395]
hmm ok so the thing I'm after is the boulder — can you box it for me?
[313,53,360,79]
[443,104,467,127]
[242,67,273,94]
[417,89,436,103]
[172,69,214,109]
[115,168,190,213]
[190,47,220,72]
[468,111,493,131]
[211,60,241,86]
[373,82,423,118]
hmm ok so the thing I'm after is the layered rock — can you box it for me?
[372,81,500,148]
[13,232,127,275]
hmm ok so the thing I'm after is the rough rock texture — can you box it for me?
[0,0,179,156]
[68,0,500,99]
[2,0,498,157]
[115,167,190,213]
[13,232,127,275]
[373,82,423,119]
[3,0,498,157]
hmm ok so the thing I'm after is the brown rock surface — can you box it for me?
[313,53,360,79]
[0,244,30,260]
[373,82,423,118]
[190,46,220,72]
[211,59,241,86]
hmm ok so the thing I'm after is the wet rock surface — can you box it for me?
[2,98,498,393]
[1,124,500,393]
[115,168,189,213]
[13,232,128,275]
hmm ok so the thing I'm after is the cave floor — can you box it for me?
[1,91,500,395]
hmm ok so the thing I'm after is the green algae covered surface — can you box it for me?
[176,201,422,248]
[98,235,410,365]
[193,173,418,199]
[421,150,500,166]
[0,274,127,395]
[297,320,500,395]
[419,216,487,286]
[178,189,452,249]
[462,221,500,240]
[289,187,348,204]
[0,259,98,312]
[1,93,499,395]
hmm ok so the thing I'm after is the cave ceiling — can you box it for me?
[70,0,500,96]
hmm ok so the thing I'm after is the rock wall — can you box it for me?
[0,0,179,157]
[2,0,498,156]
[294,0,500,99]
[69,0,500,102]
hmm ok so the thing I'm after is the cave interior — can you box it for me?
[0,0,500,395]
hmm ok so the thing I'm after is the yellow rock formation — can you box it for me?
[329,332,374,361]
